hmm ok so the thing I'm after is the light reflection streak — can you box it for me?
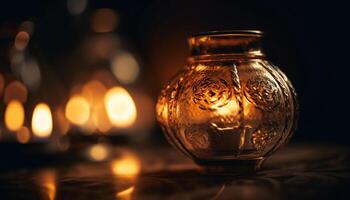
[116,186,134,200]
[111,154,140,178]
[36,170,56,200]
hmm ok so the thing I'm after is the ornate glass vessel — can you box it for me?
[156,30,298,171]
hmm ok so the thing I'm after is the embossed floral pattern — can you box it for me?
[251,122,279,151]
[185,128,210,149]
[244,77,280,110]
[192,76,232,110]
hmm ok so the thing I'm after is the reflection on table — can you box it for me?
[0,143,349,200]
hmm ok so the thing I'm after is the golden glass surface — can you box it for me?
[156,30,298,171]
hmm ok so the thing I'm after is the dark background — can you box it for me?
[1,0,349,144]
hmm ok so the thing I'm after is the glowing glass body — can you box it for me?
[156,30,298,171]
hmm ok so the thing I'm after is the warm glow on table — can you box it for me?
[111,155,140,177]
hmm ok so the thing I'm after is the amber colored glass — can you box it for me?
[156,30,298,172]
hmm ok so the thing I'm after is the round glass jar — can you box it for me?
[156,30,298,171]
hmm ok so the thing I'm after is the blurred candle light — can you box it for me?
[104,87,137,128]
[5,100,25,131]
[14,31,30,51]
[16,126,31,144]
[32,103,53,138]
[89,144,109,161]
[111,52,140,84]
[111,155,140,177]
[65,95,90,125]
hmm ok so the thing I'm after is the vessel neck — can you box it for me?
[188,30,265,60]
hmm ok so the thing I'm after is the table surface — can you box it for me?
[0,143,349,200]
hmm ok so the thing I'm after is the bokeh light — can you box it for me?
[14,31,30,51]
[5,100,25,131]
[111,155,140,177]
[111,52,140,84]
[32,103,53,138]
[65,95,91,125]
[104,87,137,128]
[89,144,109,161]
[16,126,31,144]
[20,58,41,91]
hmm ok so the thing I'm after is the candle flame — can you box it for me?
[32,103,53,138]
[104,87,136,128]
[5,100,25,131]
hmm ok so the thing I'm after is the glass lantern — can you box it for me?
[156,30,298,172]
